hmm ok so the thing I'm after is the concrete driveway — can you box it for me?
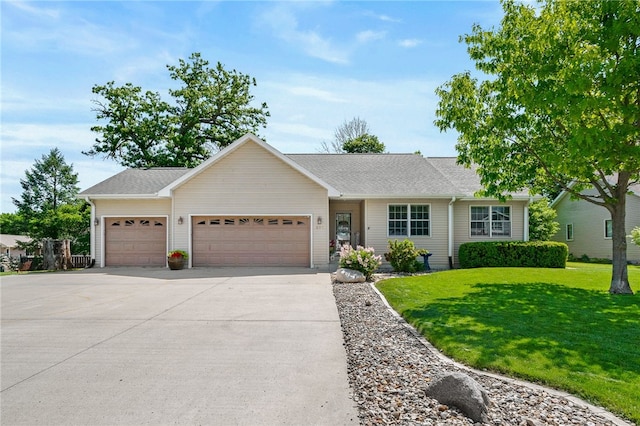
[1,267,358,425]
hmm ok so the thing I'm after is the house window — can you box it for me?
[604,219,613,239]
[388,204,430,236]
[470,206,511,237]
[410,205,430,236]
[566,223,574,241]
[388,205,408,236]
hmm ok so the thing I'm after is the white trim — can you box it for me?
[566,223,574,241]
[604,219,613,239]
[187,213,314,268]
[158,134,341,198]
[386,203,432,238]
[85,197,96,261]
[469,205,512,238]
[523,198,531,242]
[448,197,456,260]
[99,215,169,268]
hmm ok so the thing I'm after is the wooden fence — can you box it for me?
[70,255,93,268]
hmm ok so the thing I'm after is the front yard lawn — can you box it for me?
[376,263,640,423]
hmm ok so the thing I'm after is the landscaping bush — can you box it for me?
[458,241,567,268]
[338,245,382,280]
[385,239,428,273]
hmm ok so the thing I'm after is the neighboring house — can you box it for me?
[79,134,534,269]
[0,235,32,258]
[551,182,640,264]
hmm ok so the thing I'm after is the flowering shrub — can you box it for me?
[385,239,428,273]
[629,227,640,247]
[0,254,19,272]
[168,249,189,259]
[338,245,382,280]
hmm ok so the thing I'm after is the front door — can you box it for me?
[336,213,351,246]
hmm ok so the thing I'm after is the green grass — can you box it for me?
[376,263,640,423]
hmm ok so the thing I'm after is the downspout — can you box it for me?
[523,197,532,242]
[448,197,456,269]
[85,197,96,267]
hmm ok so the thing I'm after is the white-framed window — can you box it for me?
[566,223,574,241]
[604,219,613,239]
[470,206,511,237]
[388,204,430,237]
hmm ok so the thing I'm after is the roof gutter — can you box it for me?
[448,197,456,269]
[84,196,97,262]
[523,196,533,242]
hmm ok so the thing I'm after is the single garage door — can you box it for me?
[105,217,167,266]
[192,216,310,267]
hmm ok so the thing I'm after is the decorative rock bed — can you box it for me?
[332,279,631,426]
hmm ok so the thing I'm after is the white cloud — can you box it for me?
[255,72,458,155]
[356,30,386,44]
[4,2,137,57]
[258,4,350,64]
[1,123,94,151]
[287,86,348,103]
[364,11,402,23]
[399,38,423,48]
[7,1,60,19]
[0,121,126,212]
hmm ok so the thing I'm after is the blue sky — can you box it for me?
[1,1,503,213]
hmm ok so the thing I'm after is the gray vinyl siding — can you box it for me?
[93,199,171,266]
[173,140,329,267]
[364,198,450,269]
[452,200,526,266]
[552,192,640,263]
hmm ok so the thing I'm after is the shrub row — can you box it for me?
[458,241,568,268]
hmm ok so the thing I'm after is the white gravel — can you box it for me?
[332,279,634,426]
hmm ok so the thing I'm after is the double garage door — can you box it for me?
[104,216,311,267]
[192,216,310,267]
[105,217,167,266]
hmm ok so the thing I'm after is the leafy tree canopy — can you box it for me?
[320,117,385,153]
[0,213,27,235]
[435,0,639,294]
[342,134,386,153]
[85,52,270,168]
[12,148,89,253]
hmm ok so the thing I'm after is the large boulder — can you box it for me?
[425,372,490,423]
[335,268,366,283]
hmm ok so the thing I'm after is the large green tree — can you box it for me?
[435,0,639,294]
[320,117,385,153]
[12,148,89,253]
[85,52,270,168]
[343,134,385,154]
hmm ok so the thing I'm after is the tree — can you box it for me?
[435,0,639,294]
[0,212,27,235]
[320,117,385,153]
[85,52,270,168]
[343,134,386,154]
[528,199,560,241]
[12,149,89,253]
[630,227,640,247]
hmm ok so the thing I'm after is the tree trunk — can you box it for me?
[608,194,633,294]
[41,238,72,271]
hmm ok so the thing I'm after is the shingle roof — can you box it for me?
[79,152,530,199]
[79,168,190,196]
[0,234,32,248]
[287,154,461,197]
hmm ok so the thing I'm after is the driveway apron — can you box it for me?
[1,268,358,425]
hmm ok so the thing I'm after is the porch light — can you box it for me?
[317,216,322,225]
[178,216,184,225]
[94,218,99,226]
